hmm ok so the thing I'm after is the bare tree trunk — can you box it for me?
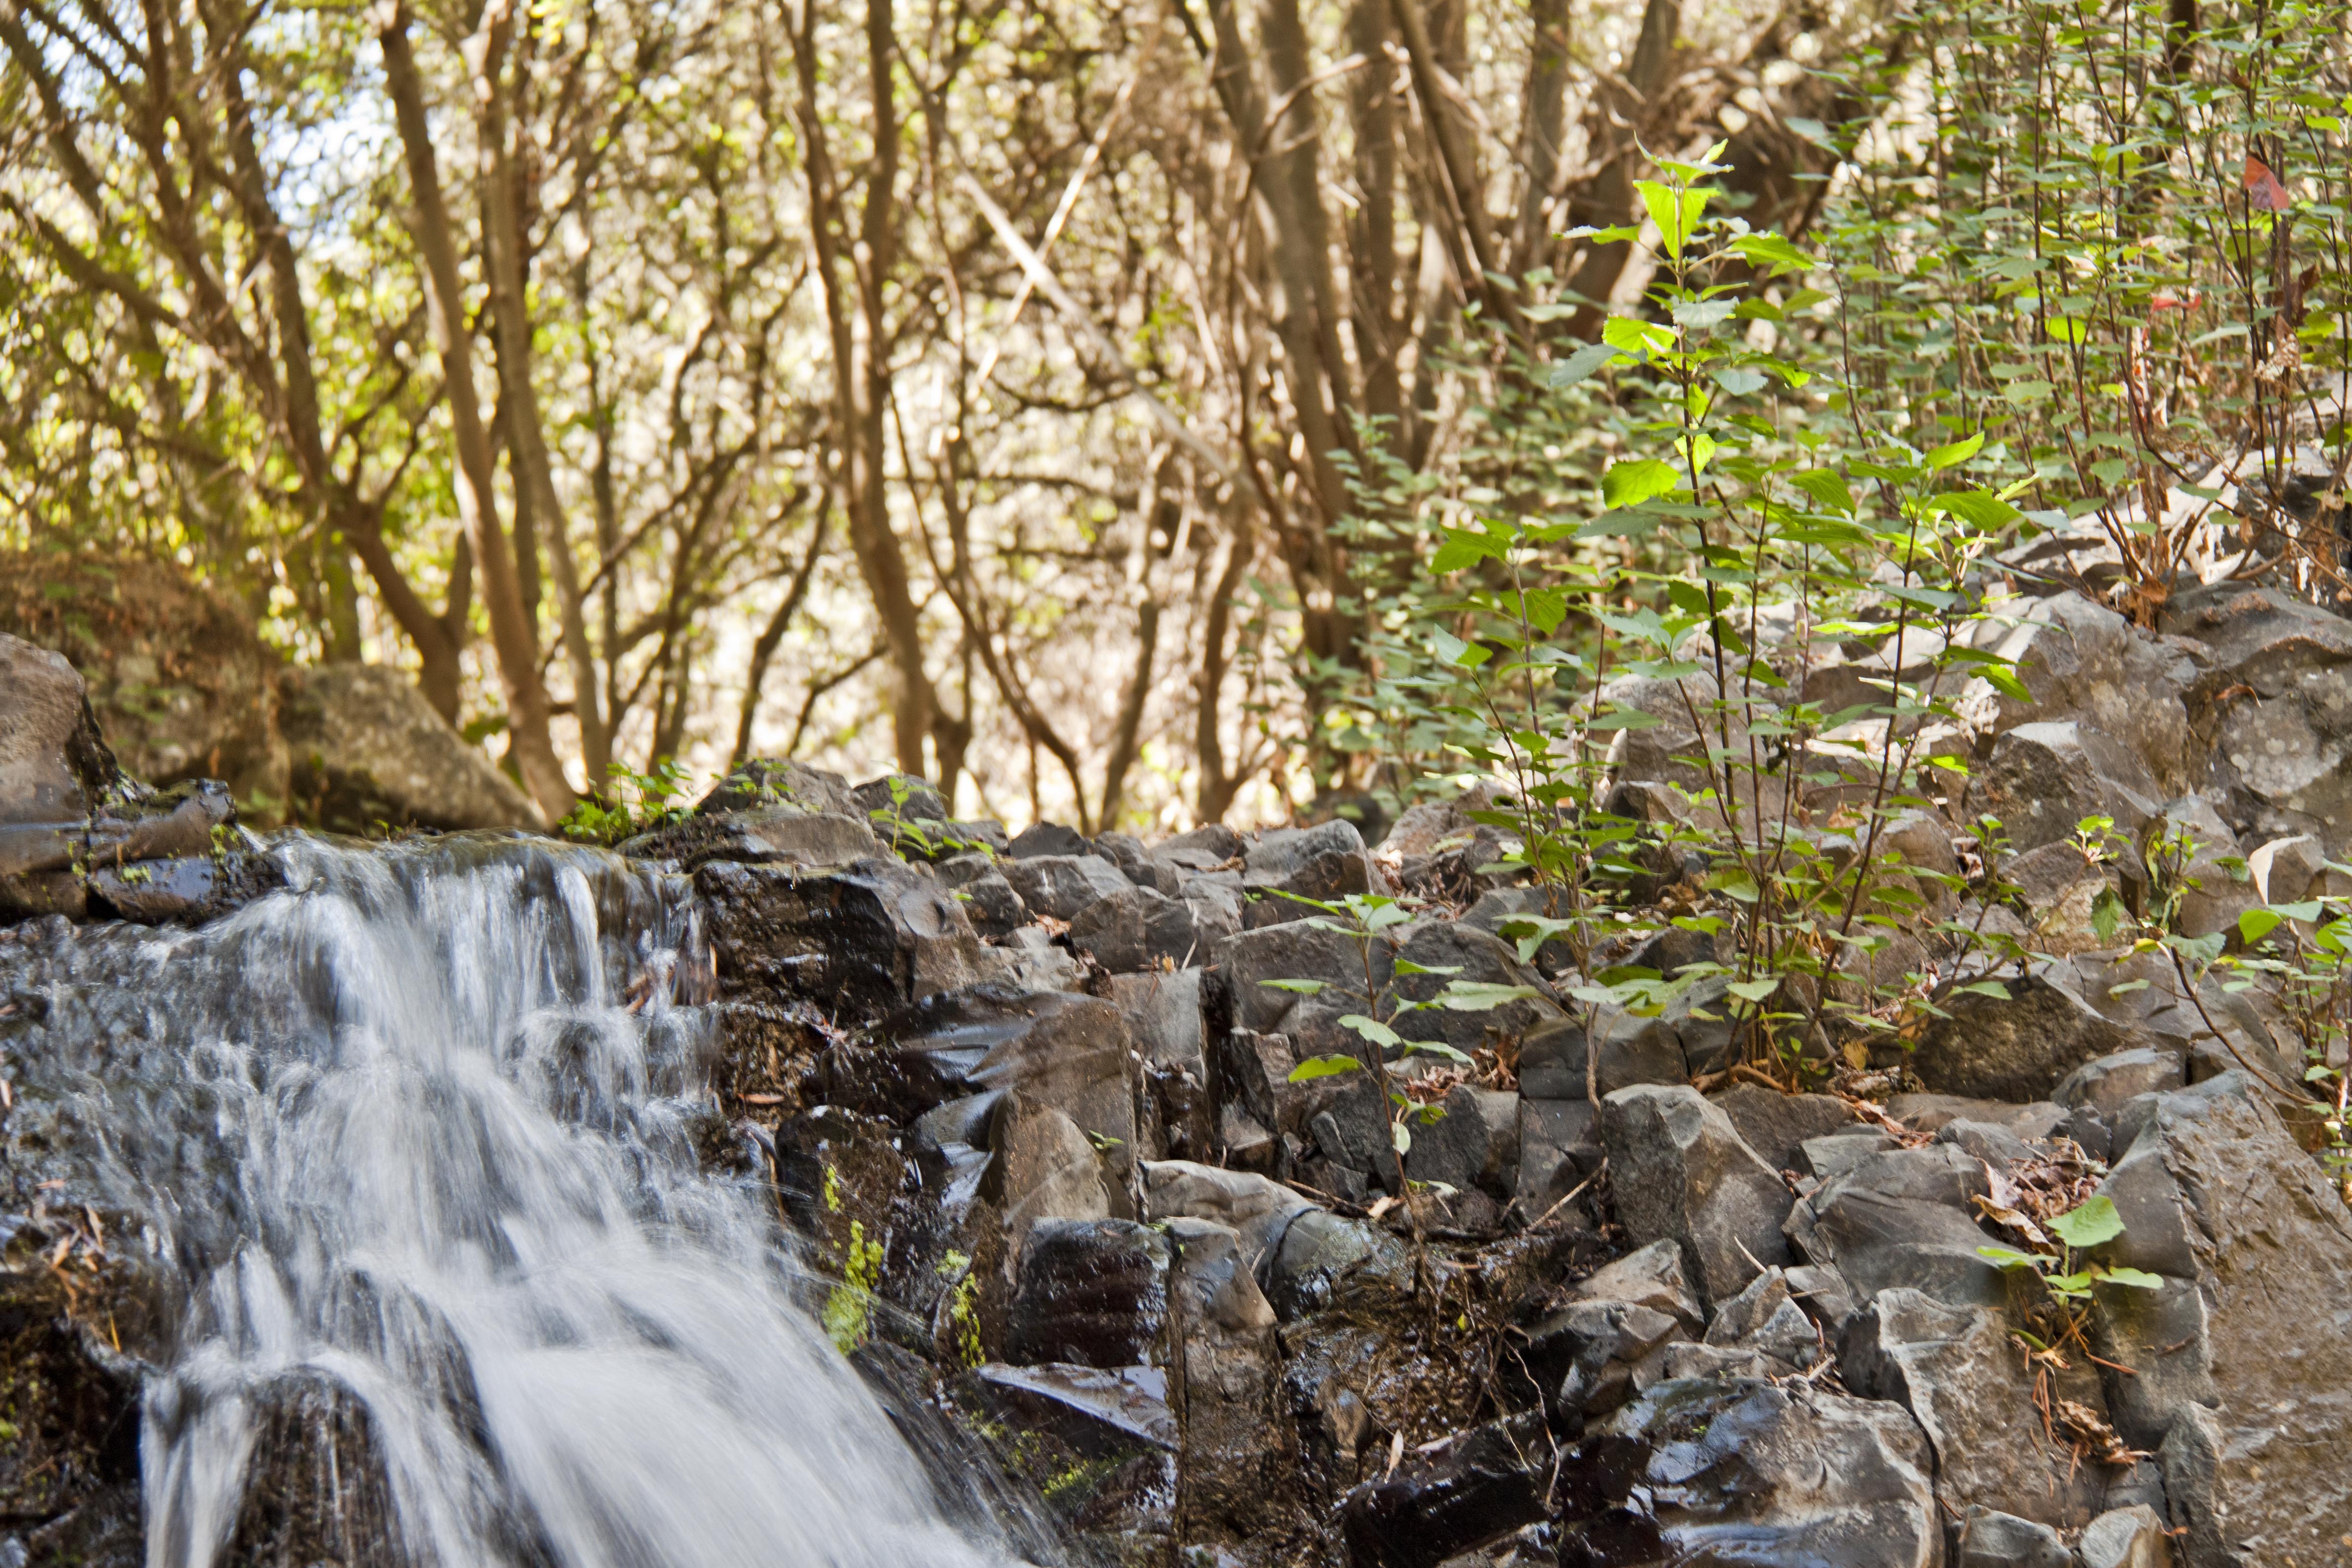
[476,0,610,780]
[1565,0,1679,339]
[1515,0,1572,271]
[382,3,570,821]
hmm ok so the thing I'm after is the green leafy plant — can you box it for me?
[1978,1194,2165,1302]
[822,1219,886,1355]
[558,759,694,846]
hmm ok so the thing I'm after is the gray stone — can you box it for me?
[976,926,1087,993]
[1801,1129,1896,1181]
[1067,883,1203,972]
[1385,921,1562,1055]
[1961,589,2200,791]
[2084,1074,2352,1565]
[617,805,882,870]
[1954,1508,2070,1568]
[696,757,857,817]
[851,772,950,826]
[2080,1504,2174,1568]
[1517,1010,1683,1100]
[937,852,1028,937]
[2005,838,2124,956]
[1602,1085,1793,1310]
[1140,1160,1311,1271]
[1404,1086,1519,1199]
[2152,795,2254,939]
[1557,1380,1940,1568]
[2057,1047,2186,1121]
[1933,1117,2040,1168]
[994,1094,1113,1249]
[697,857,988,1023]
[1092,831,1179,894]
[1715,1085,1862,1174]
[1522,1297,1687,1419]
[279,663,541,832]
[1340,1414,1550,1568]
[1213,919,1390,1035]
[1784,1143,2005,1308]
[1008,821,1091,859]
[1151,822,1242,869]
[1573,1239,1704,1331]
[1515,1099,1600,1215]
[1981,719,2167,852]
[1783,1264,1857,1329]
[1262,1209,1412,1320]
[1903,963,2134,1101]
[2247,833,2326,903]
[1000,853,1129,920]
[1842,1287,2104,1528]
[1882,1093,2072,1139]
[0,631,117,833]
[1239,819,1372,927]
[1109,968,1205,1073]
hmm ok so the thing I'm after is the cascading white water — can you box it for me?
[59,838,997,1568]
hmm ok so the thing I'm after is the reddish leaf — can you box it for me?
[2244,154,2293,213]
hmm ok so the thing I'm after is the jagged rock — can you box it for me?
[994,1094,1114,1247]
[2248,832,2327,902]
[831,986,1134,1162]
[1239,819,1372,927]
[957,1362,1176,1540]
[1150,823,1242,872]
[279,664,541,833]
[1162,1218,1286,1536]
[697,758,858,817]
[1714,1085,1862,1175]
[936,853,1028,937]
[1007,1219,1169,1368]
[1553,1379,1940,1568]
[86,846,283,927]
[697,858,986,1023]
[999,854,1128,921]
[2087,1074,2352,1565]
[1901,962,2134,1101]
[1214,920,1391,1035]
[617,806,882,870]
[1515,1098,1600,1216]
[1522,1297,1688,1422]
[1067,885,1205,973]
[1932,1116,2041,1167]
[2004,838,2122,955]
[1378,788,1498,862]
[1516,1010,1683,1100]
[2081,1504,2174,1568]
[1961,590,2201,789]
[1110,969,1212,1164]
[978,926,1087,993]
[1784,1143,2005,1308]
[1954,1508,2071,1568]
[1405,1086,1519,1199]
[2167,580,2352,853]
[1602,1085,1793,1309]
[2058,1047,2186,1124]
[1981,719,2167,852]
[1140,1161,1311,1269]
[1008,822,1091,859]
[0,554,288,813]
[1800,1128,1897,1182]
[1842,1287,2105,1528]
[1458,886,1575,974]
[1339,1414,1550,1568]
[1092,832,1179,895]
[1882,1093,2071,1139]
[1,633,126,920]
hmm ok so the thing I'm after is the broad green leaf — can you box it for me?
[1602,315,1675,358]
[1391,1122,1412,1155]
[2240,907,2284,943]
[1924,432,1985,471]
[1286,1055,1364,1083]
[1259,979,1328,994]
[2046,1195,2126,1250]
[1391,959,1464,978]
[1636,179,1710,259]
[1549,340,1624,389]
[1399,1039,1475,1063]
[1340,1014,1403,1049]
[1604,458,1682,508]
[1932,490,2021,529]
[1977,1244,2044,1273]
[1671,298,1735,332]
[1789,469,1856,515]
[1431,629,1492,670]
[2095,1266,2166,1290]
[1431,527,1508,574]
[1436,981,1544,1012]
[1712,367,1767,396]
[1732,233,1812,276]
[2048,316,2089,345]
[1522,586,1570,635]
[1725,977,1778,1003]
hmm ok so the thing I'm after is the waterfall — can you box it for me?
[13,837,997,1568]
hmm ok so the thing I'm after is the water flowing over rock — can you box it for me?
[0,839,1006,1568]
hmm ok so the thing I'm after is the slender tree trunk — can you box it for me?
[382,3,570,821]
[1565,0,1679,339]
[1516,0,1572,271]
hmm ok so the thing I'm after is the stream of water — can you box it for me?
[25,838,996,1568]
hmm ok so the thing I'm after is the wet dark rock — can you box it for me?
[617,806,882,870]
[1954,1507,2071,1568]
[1067,884,1205,973]
[935,853,1028,937]
[1338,1413,1550,1568]
[1008,822,1091,859]
[993,1093,1115,1246]
[1141,1161,1311,1269]
[1000,853,1128,921]
[1261,1210,1410,1321]
[1109,970,1206,1076]
[279,663,541,833]
[2085,1074,2352,1564]
[697,757,858,817]
[697,857,986,1024]
[1554,1378,1940,1568]
[86,847,283,927]
[1239,820,1372,928]
[955,1362,1177,1543]
[1008,1219,1170,1368]
[1162,1218,1287,1537]
[1713,1085,1862,1176]
[1602,1085,1793,1309]
[1784,1142,2004,1308]
[833,986,1134,1160]
[1842,1287,2105,1528]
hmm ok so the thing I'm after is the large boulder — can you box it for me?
[1161,1219,1288,1536]
[1784,1143,2006,1308]
[1,634,125,919]
[2166,580,2352,853]
[278,664,541,833]
[1901,962,2135,1101]
[696,859,989,1028]
[0,552,288,814]
[1238,820,1372,927]
[1980,719,2167,852]
[1959,589,2200,793]
[1602,1085,1793,1310]
[2086,1074,2352,1565]
[1338,1414,1550,1568]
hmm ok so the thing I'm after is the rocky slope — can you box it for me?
[3,580,2351,1568]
